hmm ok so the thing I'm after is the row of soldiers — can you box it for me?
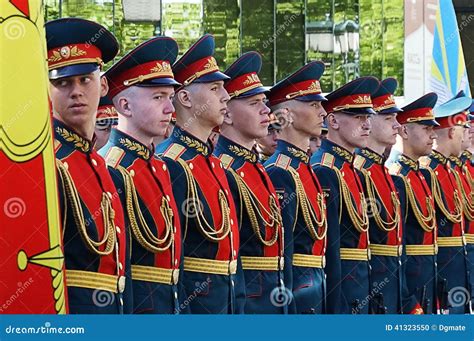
[46,18,473,314]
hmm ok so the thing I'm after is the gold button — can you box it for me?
[398,245,403,256]
[120,297,124,306]
[116,226,121,234]
[166,195,170,202]
[152,166,156,173]
[225,189,229,195]
[233,250,236,257]
[367,249,371,260]
[279,257,285,270]
[220,162,223,168]
[174,291,178,299]
[130,169,135,177]
[175,259,178,266]
[162,164,167,171]
[229,260,237,274]
[230,219,234,225]
[211,162,215,168]
[322,255,326,268]
[189,163,194,170]
[172,269,180,285]
[119,262,123,270]
[91,158,97,166]
[118,276,126,293]
[240,171,245,177]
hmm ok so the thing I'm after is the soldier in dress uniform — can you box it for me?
[265,62,328,314]
[98,36,185,314]
[353,78,421,314]
[46,18,129,313]
[213,52,288,313]
[155,34,244,314]
[420,97,472,314]
[256,113,280,163]
[311,77,378,314]
[95,96,118,150]
[388,93,439,314]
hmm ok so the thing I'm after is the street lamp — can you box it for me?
[306,13,334,53]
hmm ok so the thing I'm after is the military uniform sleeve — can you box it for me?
[107,166,134,314]
[265,165,297,313]
[313,165,342,314]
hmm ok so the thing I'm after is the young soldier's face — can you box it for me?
[290,100,326,137]
[334,112,371,149]
[190,81,230,128]
[227,93,271,140]
[127,86,175,138]
[405,123,437,156]
[257,129,279,155]
[369,113,401,147]
[49,71,107,131]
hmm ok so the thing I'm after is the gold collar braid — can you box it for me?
[117,166,174,253]
[56,160,116,256]
[230,169,282,246]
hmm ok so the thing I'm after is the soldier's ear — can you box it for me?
[100,76,109,97]
[223,110,233,125]
[448,127,456,139]
[115,96,132,118]
[327,113,339,130]
[176,89,192,109]
[398,124,408,139]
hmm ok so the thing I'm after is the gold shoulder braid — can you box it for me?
[287,147,309,163]
[56,159,116,255]
[401,176,436,232]
[177,159,231,242]
[359,168,400,231]
[451,169,474,221]
[330,166,369,232]
[228,169,281,246]
[287,167,327,239]
[424,167,462,224]
[117,166,174,253]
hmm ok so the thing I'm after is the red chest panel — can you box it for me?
[296,163,326,255]
[186,154,239,261]
[59,149,126,276]
[341,162,368,248]
[127,157,181,269]
[236,161,283,257]
[366,163,402,245]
